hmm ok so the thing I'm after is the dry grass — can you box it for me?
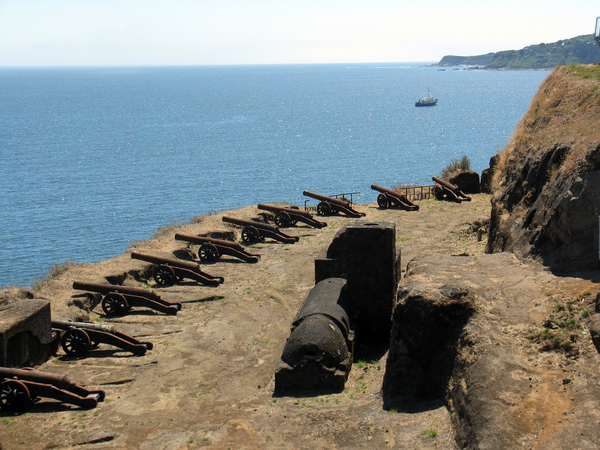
[493,64,600,194]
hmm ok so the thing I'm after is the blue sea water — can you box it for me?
[0,63,549,287]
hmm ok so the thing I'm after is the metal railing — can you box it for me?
[393,185,435,201]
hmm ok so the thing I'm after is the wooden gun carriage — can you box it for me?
[73,281,182,316]
[0,367,105,411]
[130,252,225,287]
[175,233,260,263]
[371,184,419,211]
[302,190,365,218]
[257,204,327,229]
[222,216,299,244]
[52,319,153,357]
[432,176,471,203]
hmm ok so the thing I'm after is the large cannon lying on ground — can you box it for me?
[130,252,225,286]
[371,184,419,211]
[275,278,354,393]
[257,204,327,229]
[432,176,471,203]
[222,216,299,244]
[73,281,182,316]
[302,190,365,218]
[0,367,105,411]
[52,319,153,356]
[175,233,260,263]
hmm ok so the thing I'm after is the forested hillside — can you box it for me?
[437,34,600,69]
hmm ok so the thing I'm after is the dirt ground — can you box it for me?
[1,194,597,450]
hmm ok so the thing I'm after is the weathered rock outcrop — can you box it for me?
[487,65,600,271]
[448,170,480,194]
[384,252,600,449]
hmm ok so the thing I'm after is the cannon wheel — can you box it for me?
[317,201,332,216]
[61,328,91,356]
[198,243,219,262]
[154,265,177,286]
[0,380,31,411]
[102,293,129,316]
[377,193,389,208]
[241,226,260,243]
[432,185,444,200]
[275,212,291,228]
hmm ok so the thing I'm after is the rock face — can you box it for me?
[487,65,600,271]
[448,170,480,194]
[384,252,600,449]
[480,154,499,194]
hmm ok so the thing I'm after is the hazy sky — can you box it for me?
[0,0,598,66]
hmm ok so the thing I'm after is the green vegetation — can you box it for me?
[565,63,600,82]
[438,34,600,70]
[441,155,471,180]
[420,429,439,438]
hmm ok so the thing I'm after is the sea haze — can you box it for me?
[0,63,549,287]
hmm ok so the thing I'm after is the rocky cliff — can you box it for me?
[487,64,600,271]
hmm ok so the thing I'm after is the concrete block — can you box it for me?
[0,300,55,367]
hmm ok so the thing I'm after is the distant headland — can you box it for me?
[433,34,600,69]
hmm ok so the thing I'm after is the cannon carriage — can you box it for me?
[257,203,327,229]
[52,319,153,357]
[0,367,105,411]
[432,176,472,203]
[73,281,182,316]
[371,184,419,211]
[302,190,365,218]
[174,233,260,263]
[130,252,225,287]
[222,216,299,244]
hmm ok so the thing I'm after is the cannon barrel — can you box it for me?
[52,320,116,334]
[72,281,163,301]
[130,251,203,271]
[174,233,244,250]
[257,203,313,218]
[370,184,409,200]
[0,367,75,391]
[222,216,280,232]
[302,190,351,206]
[432,176,459,191]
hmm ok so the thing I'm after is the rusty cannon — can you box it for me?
[371,184,419,211]
[174,233,260,263]
[130,252,224,287]
[73,281,182,316]
[52,319,153,357]
[432,176,472,203]
[257,203,327,229]
[221,216,299,244]
[302,190,365,218]
[0,367,105,411]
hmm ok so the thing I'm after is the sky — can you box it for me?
[0,0,598,66]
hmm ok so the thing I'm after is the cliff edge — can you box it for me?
[487,64,600,272]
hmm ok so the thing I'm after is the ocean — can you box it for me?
[0,63,549,287]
